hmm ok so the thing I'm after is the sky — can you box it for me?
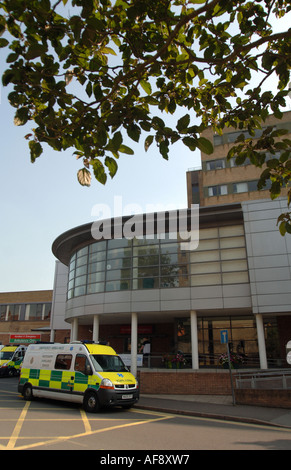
[0,55,200,293]
[0,5,290,293]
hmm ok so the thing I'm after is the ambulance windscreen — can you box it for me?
[90,354,128,373]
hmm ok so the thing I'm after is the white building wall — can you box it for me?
[50,261,69,331]
[242,198,291,314]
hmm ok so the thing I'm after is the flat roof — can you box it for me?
[52,204,243,266]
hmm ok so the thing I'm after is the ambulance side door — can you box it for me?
[73,354,92,393]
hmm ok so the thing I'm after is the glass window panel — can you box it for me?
[199,228,219,239]
[233,182,248,193]
[88,260,106,273]
[133,278,159,289]
[107,247,131,259]
[74,286,86,296]
[190,262,220,274]
[160,253,178,264]
[90,251,106,263]
[196,239,220,251]
[89,241,106,253]
[75,265,87,277]
[88,271,105,283]
[77,247,88,258]
[190,250,220,262]
[134,266,159,278]
[160,243,179,254]
[133,244,159,256]
[76,255,88,267]
[222,272,249,284]
[75,275,87,287]
[43,304,51,320]
[108,238,131,249]
[220,248,246,260]
[219,225,244,237]
[87,282,104,294]
[68,289,74,299]
[221,260,248,272]
[69,270,75,281]
[191,273,221,286]
[220,236,245,249]
[106,269,131,281]
[68,279,74,290]
[106,279,131,291]
[69,259,76,272]
[136,254,159,266]
[0,305,7,321]
[107,258,131,269]
[27,304,42,321]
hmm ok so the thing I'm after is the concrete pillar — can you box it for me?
[71,317,78,342]
[256,314,268,369]
[92,315,99,343]
[50,329,55,343]
[131,312,138,377]
[190,310,199,369]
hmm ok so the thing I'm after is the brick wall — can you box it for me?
[235,389,291,409]
[138,370,233,395]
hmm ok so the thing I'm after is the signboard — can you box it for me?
[120,354,143,367]
[220,330,228,344]
[120,325,153,335]
[10,334,41,344]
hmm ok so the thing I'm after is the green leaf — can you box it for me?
[105,156,118,178]
[197,137,213,155]
[26,44,47,60]
[279,221,287,236]
[0,38,9,48]
[119,145,134,155]
[127,123,141,143]
[176,114,190,132]
[182,137,197,151]
[144,135,154,152]
[140,79,152,95]
[92,160,107,185]
[29,141,43,163]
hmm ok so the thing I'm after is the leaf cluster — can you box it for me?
[0,0,290,193]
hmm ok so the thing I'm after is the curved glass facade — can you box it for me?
[67,225,249,300]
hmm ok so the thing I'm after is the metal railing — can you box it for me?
[138,353,289,371]
[235,369,291,390]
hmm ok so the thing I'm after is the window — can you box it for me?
[74,354,90,374]
[208,185,228,197]
[233,182,248,193]
[55,354,72,370]
[206,159,225,170]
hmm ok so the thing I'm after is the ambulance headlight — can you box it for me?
[100,378,114,389]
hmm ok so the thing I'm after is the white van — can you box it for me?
[18,342,139,412]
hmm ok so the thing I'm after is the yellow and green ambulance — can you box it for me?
[0,345,27,377]
[18,341,139,412]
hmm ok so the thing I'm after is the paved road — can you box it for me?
[1,377,291,451]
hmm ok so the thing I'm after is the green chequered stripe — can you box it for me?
[20,368,100,393]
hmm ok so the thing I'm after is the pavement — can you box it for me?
[136,394,291,429]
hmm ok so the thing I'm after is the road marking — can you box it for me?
[80,409,91,433]
[13,414,173,450]
[6,401,30,450]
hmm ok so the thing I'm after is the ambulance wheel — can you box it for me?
[23,384,33,401]
[83,390,100,413]
[8,368,16,377]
